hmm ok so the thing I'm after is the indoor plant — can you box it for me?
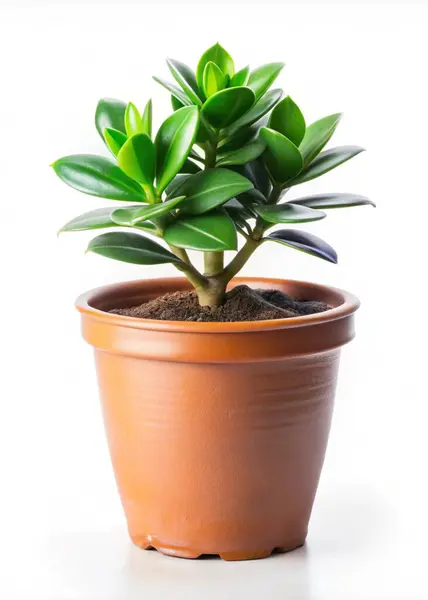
[54,43,374,560]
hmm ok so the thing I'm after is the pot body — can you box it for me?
[76,277,359,560]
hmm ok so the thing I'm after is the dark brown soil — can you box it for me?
[110,285,329,322]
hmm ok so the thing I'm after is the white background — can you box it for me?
[1,2,427,598]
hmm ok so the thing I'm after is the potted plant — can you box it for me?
[53,43,374,561]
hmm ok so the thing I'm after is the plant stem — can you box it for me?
[204,251,224,276]
[217,183,284,284]
[168,245,191,265]
[142,183,157,203]
[203,135,225,278]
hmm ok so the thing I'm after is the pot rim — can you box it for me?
[75,277,360,334]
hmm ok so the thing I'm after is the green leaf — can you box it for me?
[87,232,182,265]
[243,159,272,199]
[247,62,284,99]
[173,168,253,214]
[111,196,186,226]
[218,123,260,153]
[103,128,127,157]
[216,140,266,166]
[167,58,202,105]
[224,88,282,136]
[202,87,255,130]
[125,102,144,137]
[169,91,212,143]
[234,187,267,208]
[60,207,122,232]
[265,230,338,263]
[203,61,228,98]
[171,95,185,111]
[289,146,365,186]
[254,203,326,224]
[289,192,376,209]
[269,96,306,146]
[163,210,237,251]
[165,174,191,198]
[155,106,200,194]
[299,113,342,165]
[196,43,235,93]
[95,98,126,141]
[52,154,147,202]
[117,133,155,184]
[260,127,303,183]
[263,229,337,264]
[224,206,252,236]
[141,99,152,137]
[230,65,250,87]
[153,76,192,106]
[59,207,157,234]
[180,158,201,174]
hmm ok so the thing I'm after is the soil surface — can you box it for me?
[110,285,329,322]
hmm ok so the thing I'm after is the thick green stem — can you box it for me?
[168,244,191,265]
[219,237,260,283]
[203,135,225,282]
[204,251,224,276]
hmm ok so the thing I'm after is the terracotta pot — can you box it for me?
[76,277,359,561]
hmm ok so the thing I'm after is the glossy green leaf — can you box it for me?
[217,123,260,153]
[170,95,213,143]
[167,58,202,105]
[163,210,237,251]
[265,229,338,263]
[224,88,282,136]
[196,43,235,93]
[260,127,303,183]
[153,76,192,106]
[104,128,127,156]
[269,96,306,146]
[59,207,157,234]
[180,158,201,174]
[60,207,122,232]
[52,154,147,202]
[95,98,126,141]
[254,203,326,224]
[230,65,250,87]
[202,61,228,98]
[224,206,252,236]
[235,187,267,208]
[202,87,255,130]
[171,94,185,111]
[247,62,284,99]
[117,133,155,184]
[87,232,182,265]
[125,102,144,137]
[289,146,365,186]
[141,99,152,137]
[165,174,191,198]
[173,168,253,214]
[299,113,342,165]
[244,159,272,198]
[216,140,266,166]
[289,192,376,209]
[111,196,186,226]
[155,106,200,194]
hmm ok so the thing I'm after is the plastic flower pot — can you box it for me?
[76,276,359,561]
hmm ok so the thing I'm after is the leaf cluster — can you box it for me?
[53,43,374,305]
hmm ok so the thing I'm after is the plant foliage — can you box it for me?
[54,43,374,308]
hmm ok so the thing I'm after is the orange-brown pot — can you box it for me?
[76,277,359,561]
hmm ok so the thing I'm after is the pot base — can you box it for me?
[130,534,306,561]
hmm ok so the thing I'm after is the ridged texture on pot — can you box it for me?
[76,277,359,560]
